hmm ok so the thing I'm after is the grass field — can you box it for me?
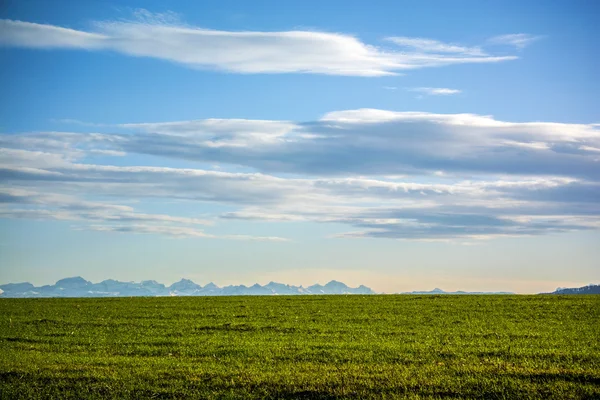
[1,295,599,399]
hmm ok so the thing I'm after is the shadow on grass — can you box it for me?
[508,371,600,385]
[2,368,599,399]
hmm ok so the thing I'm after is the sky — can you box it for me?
[1,0,599,293]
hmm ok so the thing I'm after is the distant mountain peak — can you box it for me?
[170,278,199,287]
[57,276,86,282]
[266,281,284,287]
[55,276,90,287]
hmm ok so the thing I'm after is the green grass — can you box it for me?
[1,295,599,399]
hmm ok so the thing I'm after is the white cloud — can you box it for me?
[580,145,600,153]
[488,33,543,49]
[409,87,461,96]
[501,140,550,150]
[0,13,519,76]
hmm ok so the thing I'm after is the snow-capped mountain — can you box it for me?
[0,277,375,298]
[169,279,202,295]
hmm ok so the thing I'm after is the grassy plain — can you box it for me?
[0,295,599,399]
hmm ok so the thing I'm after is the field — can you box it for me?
[1,295,599,399]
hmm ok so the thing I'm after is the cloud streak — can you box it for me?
[0,13,522,76]
[409,87,461,96]
[386,37,485,56]
[488,33,543,49]
[80,224,288,241]
[0,187,289,241]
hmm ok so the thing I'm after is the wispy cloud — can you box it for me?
[0,11,520,76]
[51,119,109,128]
[0,187,292,241]
[386,37,485,56]
[80,224,288,241]
[488,33,543,49]
[409,87,461,96]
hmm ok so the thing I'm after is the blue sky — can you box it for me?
[1,0,599,293]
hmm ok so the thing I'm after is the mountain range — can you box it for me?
[1,278,597,298]
[543,284,600,295]
[0,277,375,298]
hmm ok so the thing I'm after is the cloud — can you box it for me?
[409,87,461,96]
[488,33,543,49]
[0,187,292,241]
[386,37,485,56]
[0,187,214,226]
[89,149,127,157]
[0,19,106,48]
[219,176,600,240]
[0,12,519,76]
[80,224,288,241]
[103,109,600,179]
[2,110,599,181]
[1,153,599,241]
[1,108,599,241]
[580,145,600,153]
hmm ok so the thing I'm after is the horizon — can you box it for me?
[1,275,596,295]
[1,0,599,295]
